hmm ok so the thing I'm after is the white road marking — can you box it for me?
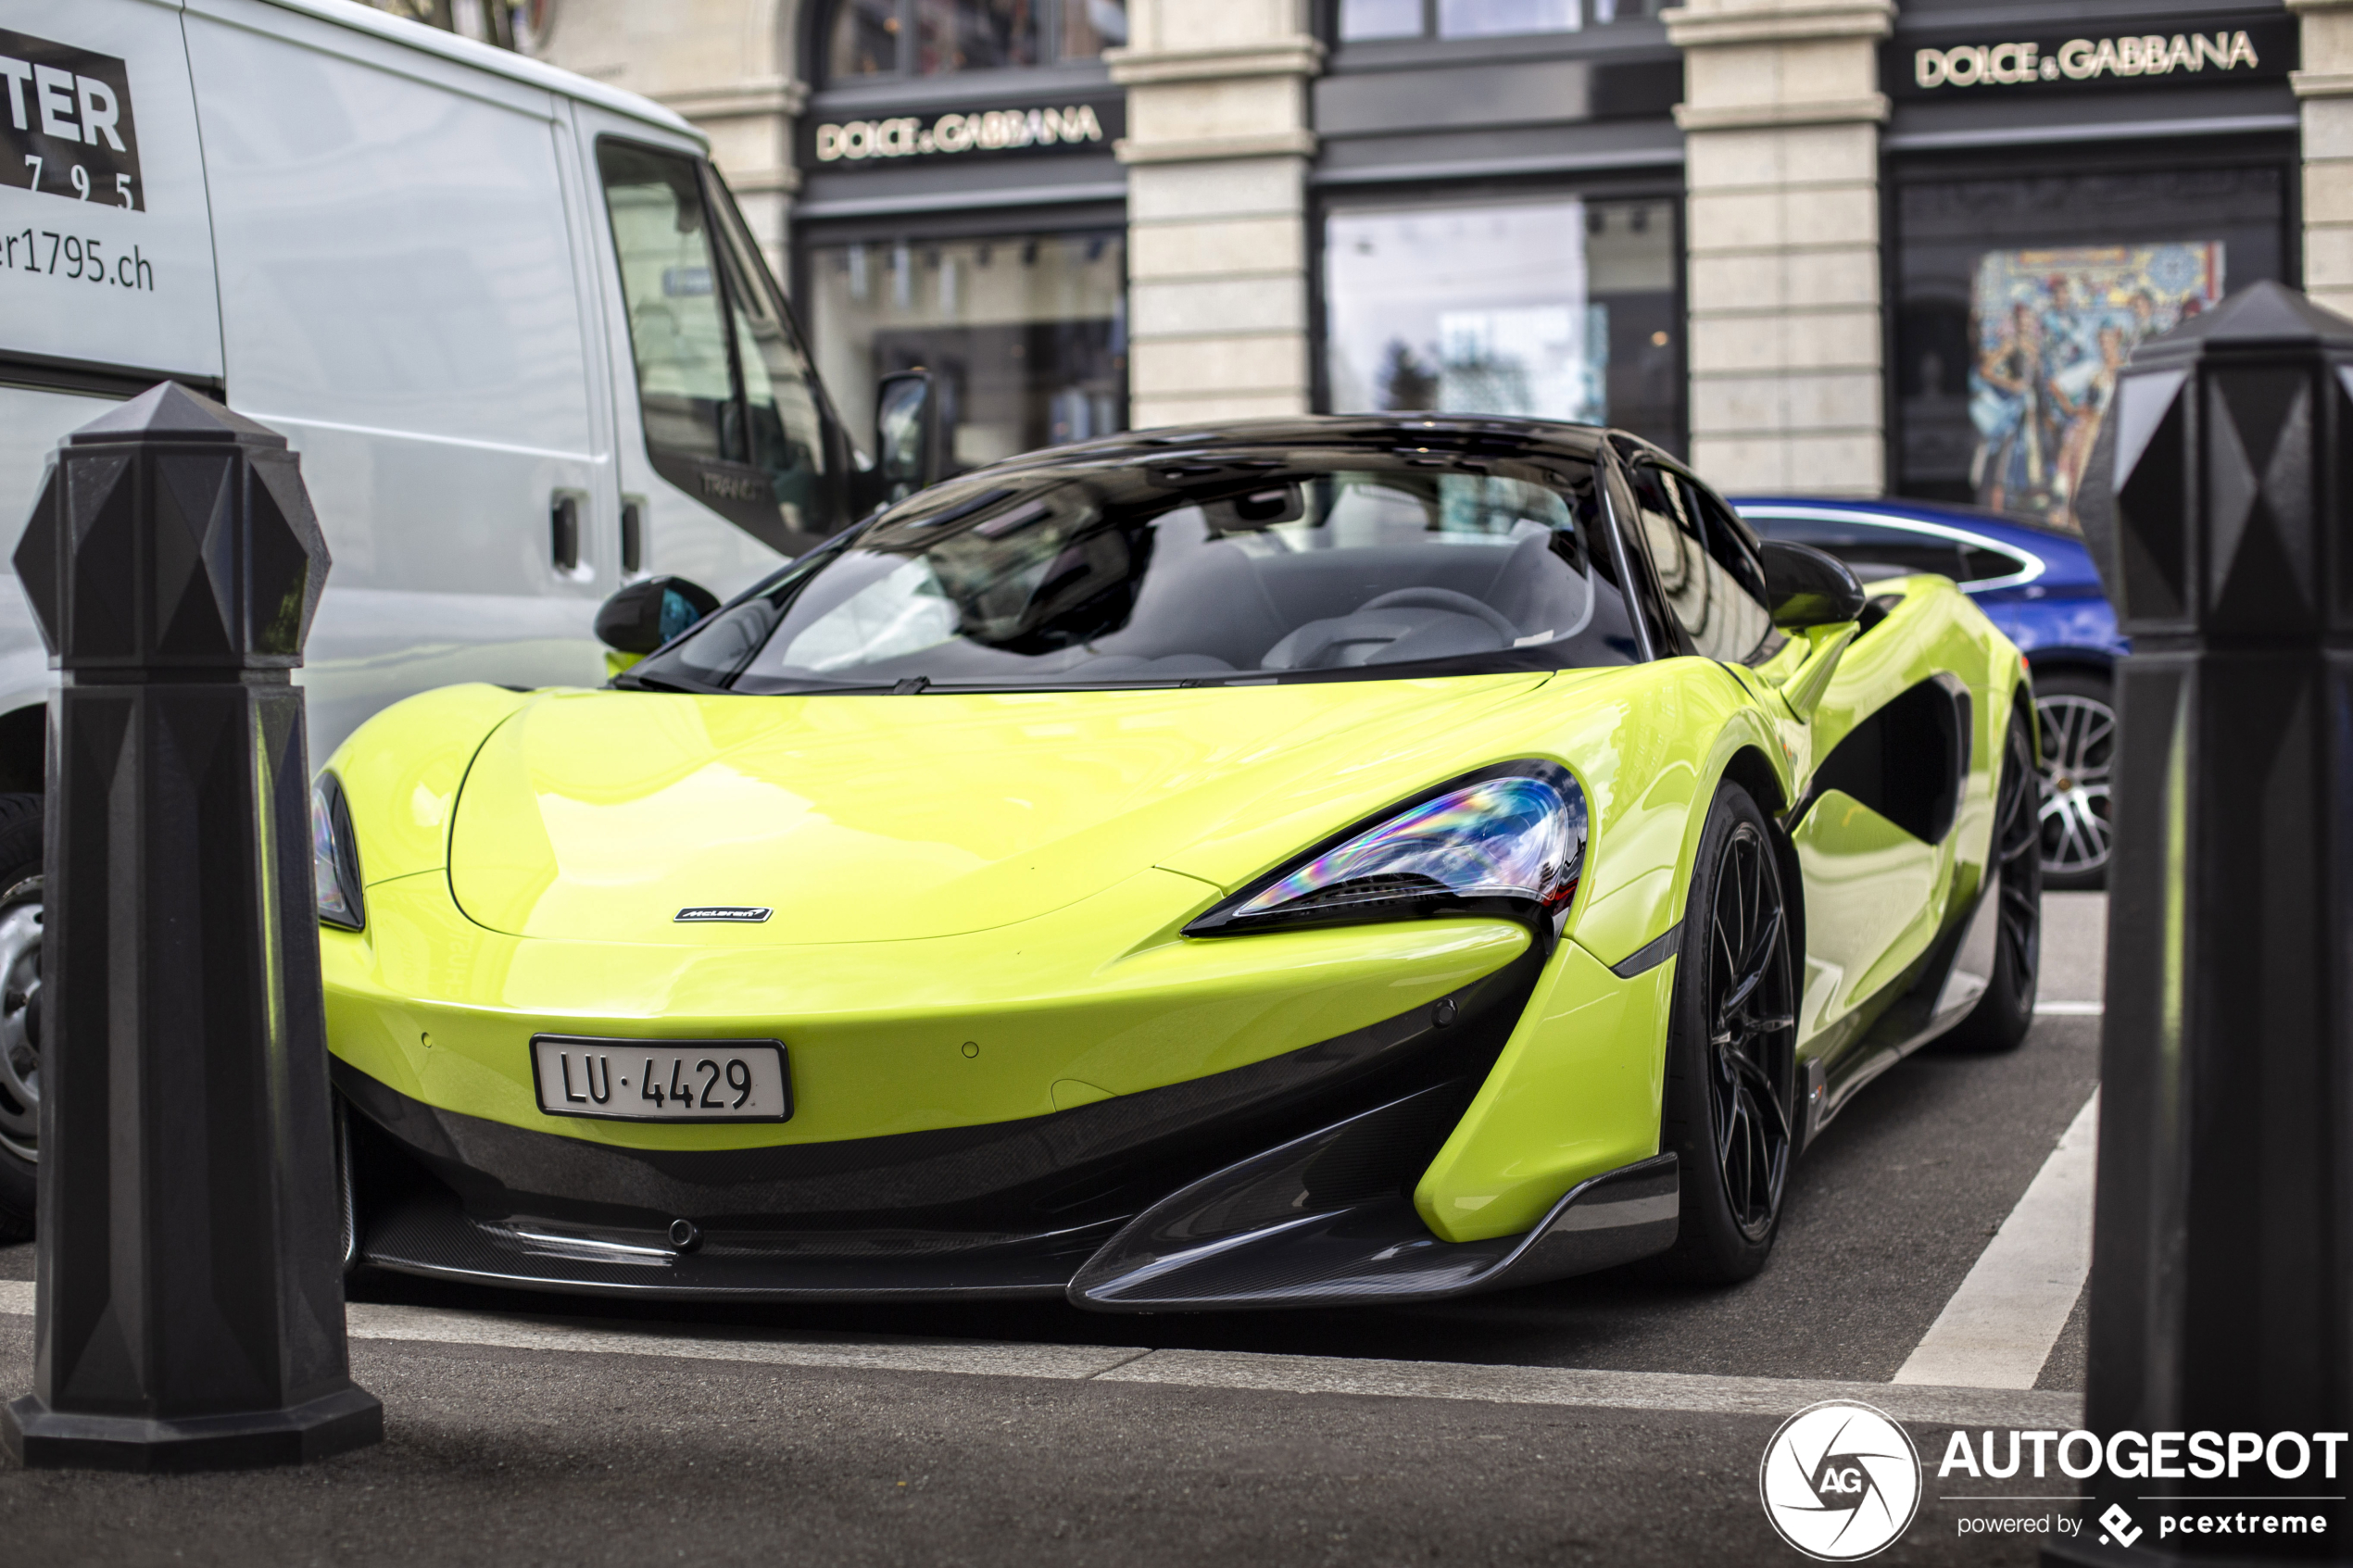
[1094,1348,2080,1427]
[0,1278,2078,1427]
[1893,1089,2099,1390]
[2034,1000,2103,1016]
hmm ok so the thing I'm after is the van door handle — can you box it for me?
[550,494,580,571]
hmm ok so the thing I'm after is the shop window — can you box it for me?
[808,231,1126,471]
[1323,195,1681,453]
[828,0,1126,81]
[1337,0,1656,41]
[1894,165,2286,531]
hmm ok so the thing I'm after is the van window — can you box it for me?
[597,141,829,546]
[710,182,833,532]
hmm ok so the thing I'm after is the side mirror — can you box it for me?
[875,369,941,503]
[1761,540,1866,629]
[594,574,721,655]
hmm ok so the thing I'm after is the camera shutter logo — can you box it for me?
[1759,1400,1924,1561]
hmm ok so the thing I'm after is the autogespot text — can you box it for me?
[1939,1428,2347,1547]
[1939,1428,2348,1482]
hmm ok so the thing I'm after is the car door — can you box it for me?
[1625,459,1956,1059]
[184,0,615,757]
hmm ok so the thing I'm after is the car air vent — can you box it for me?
[1856,594,1906,635]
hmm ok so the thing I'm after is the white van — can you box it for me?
[0,0,934,1235]
[0,0,911,758]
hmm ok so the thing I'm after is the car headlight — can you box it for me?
[312,772,365,932]
[1186,762,1586,937]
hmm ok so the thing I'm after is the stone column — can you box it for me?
[1665,0,1892,493]
[1109,1,1321,429]
[2294,0,2353,320]
[535,0,808,274]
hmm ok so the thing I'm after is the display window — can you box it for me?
[828,0,1126,79]
[1322,194,1681,453]
[1893,161,2291,529]
[1336,0,1659,40]
[807,229,1126,471]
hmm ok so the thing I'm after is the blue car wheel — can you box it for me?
[2032,670,2114,891]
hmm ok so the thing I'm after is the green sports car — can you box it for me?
[312,416,2043,1308]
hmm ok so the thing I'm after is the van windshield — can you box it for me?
[627,450,1643,693]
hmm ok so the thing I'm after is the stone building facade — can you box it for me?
[473,0,2314,524]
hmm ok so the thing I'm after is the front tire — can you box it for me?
[1654,782,1799,1285]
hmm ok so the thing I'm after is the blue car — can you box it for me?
[1733,496,2124,891]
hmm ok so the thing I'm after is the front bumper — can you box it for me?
[338,935,1683,1308]
[330,859,1684,1309]
[340,942,1545,1301]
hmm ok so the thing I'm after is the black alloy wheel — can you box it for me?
[2034,671,2114,891]
[1655,782,1798,1283]
[1944,705,2043,1053]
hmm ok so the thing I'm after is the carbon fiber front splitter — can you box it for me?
[346,1091,1680,1311]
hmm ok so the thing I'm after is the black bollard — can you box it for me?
[2049,282,2353,1562]
[0,384,380,1471]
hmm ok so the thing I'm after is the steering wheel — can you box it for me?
[1355,587,1519,642]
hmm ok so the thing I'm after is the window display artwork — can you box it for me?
[1968,242,2223,529]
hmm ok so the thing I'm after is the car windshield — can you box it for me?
[629,449,1643,694]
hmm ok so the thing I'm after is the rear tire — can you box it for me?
[1652,782,1799,1285]
[0,793,44,1243]
[1944,704,2043,1053]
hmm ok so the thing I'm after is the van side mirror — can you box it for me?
[595,574,720,655]
[1761,540,1867,629]
[875,369,941,502]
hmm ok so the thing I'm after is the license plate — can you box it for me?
[531,1035,791,1123]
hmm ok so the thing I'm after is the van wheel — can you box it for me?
[0,794,44,1243]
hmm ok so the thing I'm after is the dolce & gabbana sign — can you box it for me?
[807,99,1123,168]
[1891,14,2293,95]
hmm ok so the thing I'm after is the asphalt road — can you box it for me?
[0,895,2108,1565]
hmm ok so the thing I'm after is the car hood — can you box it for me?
[447,676,1553,945]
